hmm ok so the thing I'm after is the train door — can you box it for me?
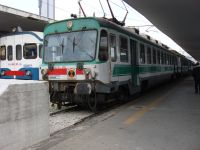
[109,33,118,82]
[98,29,110,83]
[130,39,138,87]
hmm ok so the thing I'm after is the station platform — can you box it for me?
[32,76,200,150]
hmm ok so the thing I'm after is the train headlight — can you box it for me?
[41,69,48,80]
[26,70,32,76]
[84,68,91,80]
[84,68,91,75]
[0,70,5,76]
[41,69,48,75]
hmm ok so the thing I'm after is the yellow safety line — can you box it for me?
[124,92,170,125]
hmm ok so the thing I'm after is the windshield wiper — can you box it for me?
[73,36,77,53]
[85,52,93,59]
[61,38,64,54]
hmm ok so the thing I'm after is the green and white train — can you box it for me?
[41,17,192,110]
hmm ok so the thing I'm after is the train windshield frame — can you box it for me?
[44,30,97,63]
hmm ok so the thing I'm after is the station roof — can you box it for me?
[0,4,54,36]
[124,0,200,62]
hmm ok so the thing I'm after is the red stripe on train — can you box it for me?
[76,69,84,75]
[5,71,26,76]
[48,68,67,75]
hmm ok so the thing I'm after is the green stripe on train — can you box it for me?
[112,64,174,76]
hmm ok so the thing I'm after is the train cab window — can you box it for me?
[98,30,108,61]
[157,50,160,64]
[120,36,128,62]
[16,45,22,60]
[0,46,6,60]
[140,44,145,64]
[23,43,37,59]
[39,44,43,58]
[7,45,13,61]
[147,46,152,64]
[110,34,117,62]
[153,48,156,64]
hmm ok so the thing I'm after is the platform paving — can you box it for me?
[32,77,200,150]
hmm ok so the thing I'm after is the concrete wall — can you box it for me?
[0,80,50,150]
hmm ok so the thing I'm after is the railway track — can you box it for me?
[50,105,78,116]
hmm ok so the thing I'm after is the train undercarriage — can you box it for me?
[49,81,113,112]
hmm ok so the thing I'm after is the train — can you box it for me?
[0,31,43,80]
[40,17,193,111]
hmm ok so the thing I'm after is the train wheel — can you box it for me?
[117,87,128,102]
[88,93,99,112]
[57,103,62,110]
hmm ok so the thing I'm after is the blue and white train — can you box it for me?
[0,31,43,80]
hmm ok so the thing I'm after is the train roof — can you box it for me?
[44,17,189,60]
[0,31,43,42]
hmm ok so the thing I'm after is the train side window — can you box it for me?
[163,52,165,64]
[170,55,172,65]
[153,48,156,64]
[110,34,117,62]
[98,30,108,61]
[39,44,43,58]
[161,51,164,64]
[166,54,169,65]
[16,45,22,60]
[120,36,128,62]
[0,46,6,60]
[147,46,152,64]
[171,55,173,65]
[157,50,160,64]
[172,56,174,65]
[23,43,37,59]
[140,44,145,64]
[164,53,166,64]
[7,45,13,61]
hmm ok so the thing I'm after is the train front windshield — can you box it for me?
[44,30,97,62]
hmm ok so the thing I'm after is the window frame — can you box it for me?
[147,46,152,64]
[157,49,160,64]
[16,44,22,60]
[0,46,6,60]
[152,48,157,64]
[119,35,129,63]
[139,43,146,64]
[109,34,117,62]
[39,44,43,58]
[7,45,13,61]
[23,43,37,59]
[98,30,108,62]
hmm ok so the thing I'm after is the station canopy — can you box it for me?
[0,4,54,36]
[124,0,200,62]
